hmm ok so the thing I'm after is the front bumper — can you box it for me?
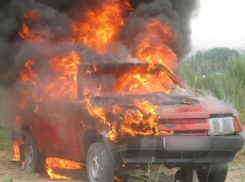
[116,134,244,163]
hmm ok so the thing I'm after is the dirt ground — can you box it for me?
[0,147,245,182]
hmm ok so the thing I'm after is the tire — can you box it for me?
[24,135,45,173]
[87,142,115,182]
[197,163,228,182]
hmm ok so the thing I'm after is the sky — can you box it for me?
[191,0,245,50]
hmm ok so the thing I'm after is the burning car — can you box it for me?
[15,61,244,182]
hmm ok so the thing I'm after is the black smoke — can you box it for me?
[0,0,198,129]
[0,0,199,88]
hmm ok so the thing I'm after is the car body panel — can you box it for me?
[23,62,244,165]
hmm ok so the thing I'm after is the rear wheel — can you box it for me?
[24,135,45,173]
[87,142,115,182]
[197,163,228,182]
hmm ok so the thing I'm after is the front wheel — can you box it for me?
[87,142,115,182]
[24,135,45,173]
[197,163,228,182]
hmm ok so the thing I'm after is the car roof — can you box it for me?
[80,61,173,73]
[81,61,149,67]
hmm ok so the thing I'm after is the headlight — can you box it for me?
[208,117,234,135]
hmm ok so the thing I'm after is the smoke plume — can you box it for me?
[0,0,199,86]
[0,0,199,128]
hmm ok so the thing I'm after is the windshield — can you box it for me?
[81,64,191,97]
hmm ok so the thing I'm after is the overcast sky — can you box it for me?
[191,0,245,50]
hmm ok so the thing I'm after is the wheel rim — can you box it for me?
[89,153,100,182]
[26,144,33,169]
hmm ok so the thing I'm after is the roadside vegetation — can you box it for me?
[127,162,175,182]
[128,162,164,182]
[1,178,13,182]
[0,126,11,151]
[179,48,245,125]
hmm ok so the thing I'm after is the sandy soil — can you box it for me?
[0,148,245,182]
[0,150,87,182]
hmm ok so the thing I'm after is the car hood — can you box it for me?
[88,93,234,119]
[156,97,234,119]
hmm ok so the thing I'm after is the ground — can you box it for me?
[1,127,245,182]
[0,148,245,182]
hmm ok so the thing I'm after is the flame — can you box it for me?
[84,96,173,141]
[81,120,85,127]
[20,59,37,83]
[114,176,123,181]
[86,66,91,74]
[121,99,160,137]
[134,19,178,71]
[15,116,23,128]
[15,0,177,144]
[23,9,40,21]
[160,130,174,134]
[12,139,24,161]
[181,99,192,104]
[73,0,132,53]
[45,158,83,179]
[34,103,39,113]
[19,23,45,43]
[45,51,80,102]
[112,104,123,115]
[93,61,97,72]
[85,98,108,125]
[46,168,71,180]
[113,67,175,95]
[15,92,28,128]
[15,60,37,128]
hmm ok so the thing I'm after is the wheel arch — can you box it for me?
[82,128,104,156]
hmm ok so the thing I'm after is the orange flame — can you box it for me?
[45,51,80,102]
[33,103,39,113]
[12,139,24,161]
[113,67,175,95]
[73,0,131,53]
[23,9,40,21]
[112,104,123,115]
[85,98,108,125]
[135,19,178,71]
[45,158,83,179]
[121,99,160,137]
[19,23,45,43]
[15,116,23,128]
[81,120,86,127]
[16,0,177,143]
[20,59,37,83]
[114,176,123,181]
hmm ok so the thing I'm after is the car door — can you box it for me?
[29,102,53,155]
[49,102,80,161]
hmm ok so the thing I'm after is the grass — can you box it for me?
[1,178,13,182]
[0,126,12,152]
[128,161,165,182]
[228,149,245,181]
[179,54,245,125]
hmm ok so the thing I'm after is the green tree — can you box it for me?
[195,51,204,62]
[203,47,239,63]
[180,53,245,125]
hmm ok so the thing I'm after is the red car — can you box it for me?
[17,62,244,182]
